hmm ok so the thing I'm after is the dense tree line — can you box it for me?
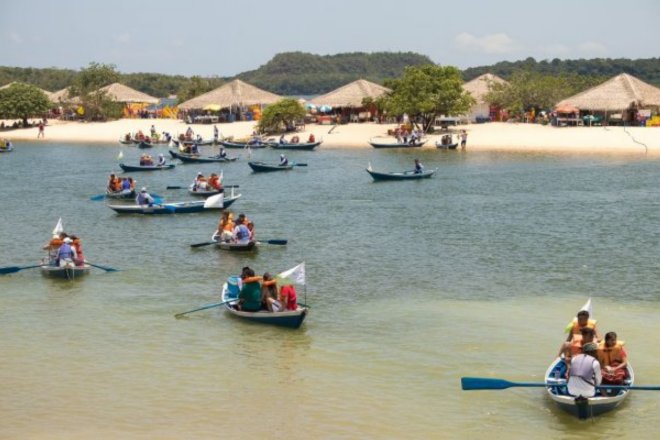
[1,54,658,100]
[463,57,660,86]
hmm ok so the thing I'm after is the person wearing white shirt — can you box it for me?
[567,342,602,397]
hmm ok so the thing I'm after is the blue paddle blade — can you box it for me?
[163,204,176,213]
[461,377,547,390]
[90,194,106,201]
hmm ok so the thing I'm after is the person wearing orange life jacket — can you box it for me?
[557,310,600,359]
[597,331,628,385]
[69,235,86,267]
[208,173,223,191]
[213,211,234,242]
[43,232,65,266]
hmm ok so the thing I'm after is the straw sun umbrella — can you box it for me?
[309,79,391,108]
[178,79,282,110]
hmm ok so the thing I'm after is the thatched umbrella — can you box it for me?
[556,73,660,111]
[463,73,507,104]
[97,82,159,104]
[309,79,391,107]
[49,87,78,104]
[178,79,282,110]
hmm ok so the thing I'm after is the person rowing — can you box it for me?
[135,187,155,206]
[279,154,289,166]
[157,154,167,166]
[55,237,77,268]
[233,213,251,244]
[414,159,424,174]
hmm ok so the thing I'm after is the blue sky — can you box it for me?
[1,0,658,76]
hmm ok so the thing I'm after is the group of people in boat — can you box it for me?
[139,153,167,166]
[107,174,136,194]
[557,308,629,397]
[278,133,315,144]
[214,212,255,244]
[191,172,223,192]
[394,127,423,145]
[234,266,298,313]
[43,232,86,267]
[0,139,13,150]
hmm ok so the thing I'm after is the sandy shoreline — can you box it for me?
[1,118,659,155]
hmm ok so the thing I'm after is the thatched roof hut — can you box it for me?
[97,82,159,104]
[556,73,660,112]
[309,79,391,107]
[462,73,508,122]
[178,79,282,110]
[49,88,77,104]
[463,73,507,104]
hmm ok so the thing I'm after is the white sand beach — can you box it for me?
[2,118,659,154]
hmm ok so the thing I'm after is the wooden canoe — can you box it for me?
[435,141,459,149]
[270,141,322,150]
[366,168,437,181]
[221,277,308,329]
[40,264,91,279]
[119,163,175,172]
[545,357,634,419]
[219,140,271,149]
[137,141,153,149]
[368,138,427,148]
[188,187,223,197]
[107,194,240,214]
[248,161,294,172]
[214,240,257,251]
[169,149,237,163]
[106,189,136,199]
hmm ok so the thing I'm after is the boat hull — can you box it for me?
[169,149,237,163]
[108,194,240,214]
[366,168,436,181]
[106,189,136,199]
[119,163,175,172]
[214,240,257,251]
[40,264,90,279]
[369,139,426,148]
[545,357,634,419]
[219,140,269,149]
[248,161,294,172]
[0,147,14,153]
[435,142,459,149]
[270,141,321,150]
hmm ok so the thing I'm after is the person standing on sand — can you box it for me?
[460,130,468,150]
[37,121,45,139]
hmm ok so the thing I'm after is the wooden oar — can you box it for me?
[86,262,119,272]
[174,299,235,319]
[0,264,42,275]
[257,239,288,245]
[461,377,660,391]
[167,185,239,190]
[292,163,308,167]
[190,240,217,248]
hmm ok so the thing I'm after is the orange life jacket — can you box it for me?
[597,341,626,367]
[570,319,597,335]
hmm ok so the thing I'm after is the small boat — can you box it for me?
[366,168,437,181]
[545,358,634,419]
[270,141,322,150]
[435,141,459,149]
[368,137,427,148]
[188,187,223,197]
[40,264,91,279]
[106,189,136,199]
[107,194,241,214]
[219,140,271,149]
[214,240,257,252]
[221,276,308,328]
[118,139,134,145]
[169,149,237,163]
[119,163,175,172]
[248,161,294,172]
[0,147,13,153]
[137,141,153,149]
[181,138,214,146]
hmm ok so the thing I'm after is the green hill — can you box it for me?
[236,51,434,95]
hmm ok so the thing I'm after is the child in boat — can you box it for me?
[208,173,222,191]
[214,212,234,242]
[597,332,628,385]
[70,235,86,266]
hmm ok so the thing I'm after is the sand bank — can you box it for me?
[1,118,659,154]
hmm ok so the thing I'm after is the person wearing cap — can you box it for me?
[279,154,288,166]
[136,188,155,206]
[567,342,602,397]
[55,237,77,268]
[157,154,166,166]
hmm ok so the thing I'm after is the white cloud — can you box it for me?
[113,33,131,44]
[577,41,607,55]
[454,32,520,54]
[537,43,571,57]
[8,31,22,44]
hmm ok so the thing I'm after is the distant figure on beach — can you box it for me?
[150,125,156,137]
[414,159,424,174]
[213,125,219,142]
[37,121,45,139]
[460,130,468,150]
[279,134,286,145]
[279,154,289,166]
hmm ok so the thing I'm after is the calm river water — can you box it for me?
[1,142,659,439]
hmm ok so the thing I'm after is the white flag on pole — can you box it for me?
[203,193,224,208]
[52,218,63,236]
[277,262,305,286]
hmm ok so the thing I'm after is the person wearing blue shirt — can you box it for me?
[414,159,424,174]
